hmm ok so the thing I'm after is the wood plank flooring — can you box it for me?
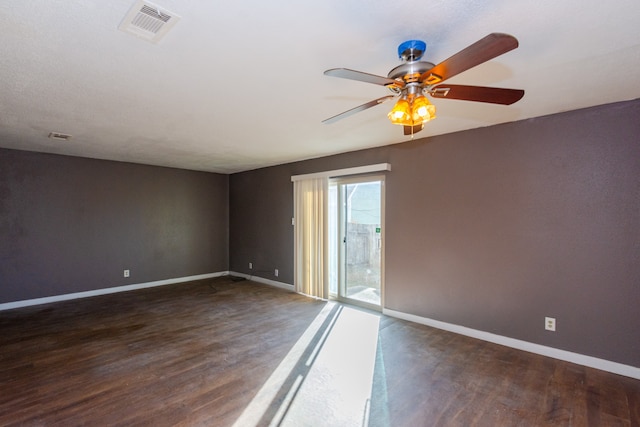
[1,277,638,426]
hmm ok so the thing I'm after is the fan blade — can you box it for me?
[322,96,395,124]
[403,123,424,136]
[324,68,404,88]
[430,84,524,105]
[420,33,519,84]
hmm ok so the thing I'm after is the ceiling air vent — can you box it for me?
[118,0,180,43]
[48,132,72,141]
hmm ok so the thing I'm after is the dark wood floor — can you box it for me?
[1,277,638,426]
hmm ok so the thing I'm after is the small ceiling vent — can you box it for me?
[48,132,72,141]
[118,0,180,43]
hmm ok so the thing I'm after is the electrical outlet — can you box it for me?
[274,269,279,277]
[249,262,253,269]
[124,269,130,278]
[545,317,556,331]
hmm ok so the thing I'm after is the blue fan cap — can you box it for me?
[398,40,426,61]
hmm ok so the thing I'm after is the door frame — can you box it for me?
[330,174,385,311]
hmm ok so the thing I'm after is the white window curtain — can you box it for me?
[293,177,329,299]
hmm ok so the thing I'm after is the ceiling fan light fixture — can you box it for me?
[388,95,436,127]
[323,34,523,136]
[387,98,412,125]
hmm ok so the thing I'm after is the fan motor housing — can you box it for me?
[387,61,436,82]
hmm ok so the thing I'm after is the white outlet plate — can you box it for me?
[545,316,556,331]
[124,269,130,278]
[249,262,252,269]
[274,269,278,277]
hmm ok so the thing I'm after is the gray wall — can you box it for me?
[0,149,229,303]
[230,166,294,283]
[229,99,640,367]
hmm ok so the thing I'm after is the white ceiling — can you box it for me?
[1,0,639,173]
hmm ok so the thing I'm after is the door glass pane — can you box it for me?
[344,181,381,306]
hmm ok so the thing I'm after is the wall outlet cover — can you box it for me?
[545,316,556,331]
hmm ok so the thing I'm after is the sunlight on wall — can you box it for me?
[232,302,381,426]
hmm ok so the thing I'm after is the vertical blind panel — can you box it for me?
[294,178,329,299]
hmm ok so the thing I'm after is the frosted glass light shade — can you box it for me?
[387,99,412,125]
[412,96,436,123]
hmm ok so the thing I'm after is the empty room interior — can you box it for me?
[1,1,639,426]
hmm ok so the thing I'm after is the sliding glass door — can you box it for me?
[329,176,384,310]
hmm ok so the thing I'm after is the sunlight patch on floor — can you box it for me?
[232,302,381,427]
[279,305,380,426]
[232,302,339,427]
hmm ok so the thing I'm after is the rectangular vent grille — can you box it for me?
[133,5,171,34]
[48,132,72,141]
[119,0,180,43]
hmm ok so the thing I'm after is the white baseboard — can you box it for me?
[383,308,640,380]
[229,271,294,291]
[0,271,229,312]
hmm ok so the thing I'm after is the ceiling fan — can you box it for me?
[322,33,524,136]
